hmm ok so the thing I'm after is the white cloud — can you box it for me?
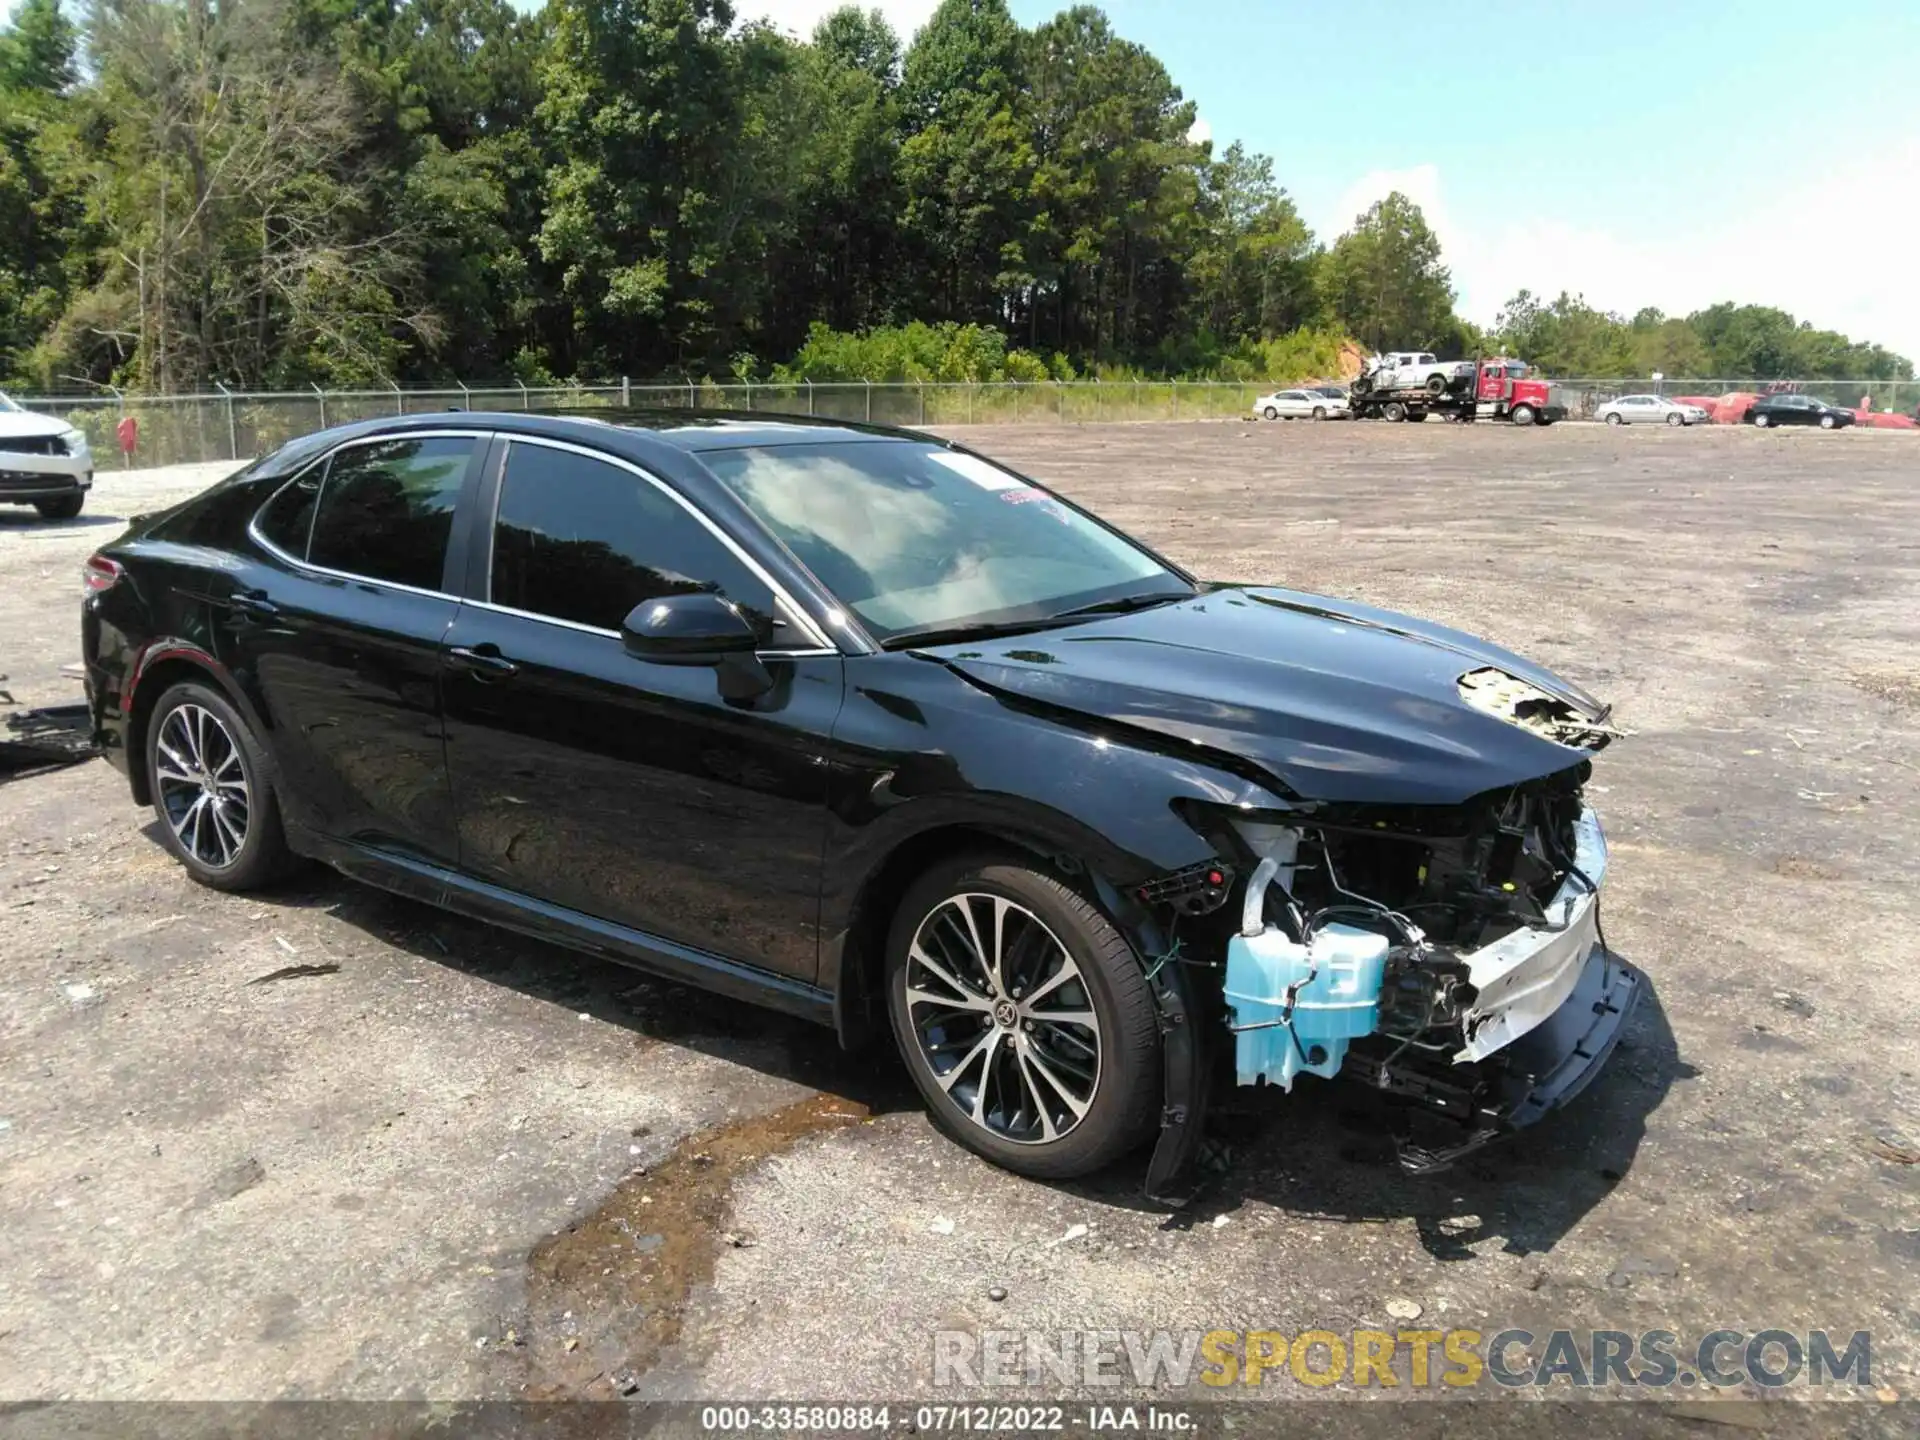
[1186,115,1212,147]
[739,0,941,43]
[1314,146,1920,363]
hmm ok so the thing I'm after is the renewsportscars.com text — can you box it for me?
[933,1328,1873,1391]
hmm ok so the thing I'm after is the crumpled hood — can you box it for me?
[923,586,1608,805]
[0,410,72,441]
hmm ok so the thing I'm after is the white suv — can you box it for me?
[0,392,93,519]
[1361,352,1475,395]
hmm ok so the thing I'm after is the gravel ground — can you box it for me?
[2,422,1918,1425]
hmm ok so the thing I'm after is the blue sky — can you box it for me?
[750,0,1920,362]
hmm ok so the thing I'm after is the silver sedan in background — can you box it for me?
[1597,394,1709,426]
[1254,387,1348,420]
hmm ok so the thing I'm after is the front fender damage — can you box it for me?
[929,650,1640,1202]
[1123,755,1640,1202]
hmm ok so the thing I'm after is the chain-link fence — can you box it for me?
[8,380,1285,469]
[9,375,1917,468]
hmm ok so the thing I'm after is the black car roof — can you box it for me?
[294,407,921,462]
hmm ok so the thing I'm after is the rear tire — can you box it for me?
[1262,405,1279,420]
[1606,412,1625,426]
[885,853,1161,1180]
[1753,412,1770,427]
[146,682,294,891]
[34,493,83,520]
[1382,401,1408,423]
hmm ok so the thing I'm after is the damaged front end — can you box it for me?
[1159,756,1639,1187]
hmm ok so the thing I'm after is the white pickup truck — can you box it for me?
[1356,351,1475,396]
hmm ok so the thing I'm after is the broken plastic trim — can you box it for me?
[1453,806,1608,1062]
[1089,872,1211,1208]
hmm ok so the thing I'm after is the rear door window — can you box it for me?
[304,437,474,590]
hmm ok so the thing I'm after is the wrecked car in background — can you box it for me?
[80,411,1638,1199]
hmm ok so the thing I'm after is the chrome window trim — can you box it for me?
[246,430,491,601]
[492,435,836,652]
[462,596,838,659]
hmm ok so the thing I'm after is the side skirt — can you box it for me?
[293,828,837,1027]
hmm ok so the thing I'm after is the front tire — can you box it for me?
[35,493,83,520]
[1753,412,1770,427]
[1820,413,1837,429]
[1425,374,1449,395]
[1312,406,1327,421]
[885,854,1161,1180]
[146,682,293,891]
[1666,412,1684,427]
[1510,404,1537,426]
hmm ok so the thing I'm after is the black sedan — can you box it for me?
[1746,393,1856,429]
[82,412,1639,1192]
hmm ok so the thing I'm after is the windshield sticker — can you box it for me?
[927,451,1025,491]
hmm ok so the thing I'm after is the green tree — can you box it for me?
[749,13,906,345]
[1024,5,1206,361]
[1319,192,1454,352]
[535,0,740,373]
[1185,142,1322,350]
[1494,290,1635,375]
[896,0,1033,326]
[0,0,88,383]
[812,4,899,84]
[0,0,77,93]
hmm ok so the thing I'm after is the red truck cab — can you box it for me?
[1475,358,1567,425]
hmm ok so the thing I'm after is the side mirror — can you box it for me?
[620,591,769,664]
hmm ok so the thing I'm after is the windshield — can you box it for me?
[0,391,19,413]
[703,440,1188,644]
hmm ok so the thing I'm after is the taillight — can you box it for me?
[83,554,123,595]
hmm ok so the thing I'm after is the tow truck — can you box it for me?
[1349,354,1568,425]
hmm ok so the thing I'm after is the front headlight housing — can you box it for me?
[61,427,90,457]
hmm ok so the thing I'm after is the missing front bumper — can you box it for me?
[1370,942,1642,1173]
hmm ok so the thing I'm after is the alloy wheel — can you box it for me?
[154,703,252,869]
[904,893,1102,1145]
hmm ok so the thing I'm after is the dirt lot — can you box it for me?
[3,421,1919,1422]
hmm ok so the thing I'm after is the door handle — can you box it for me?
[229,590,279,620]
[448,645,519,679]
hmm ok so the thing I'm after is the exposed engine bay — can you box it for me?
[1140,719,1640,1185]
